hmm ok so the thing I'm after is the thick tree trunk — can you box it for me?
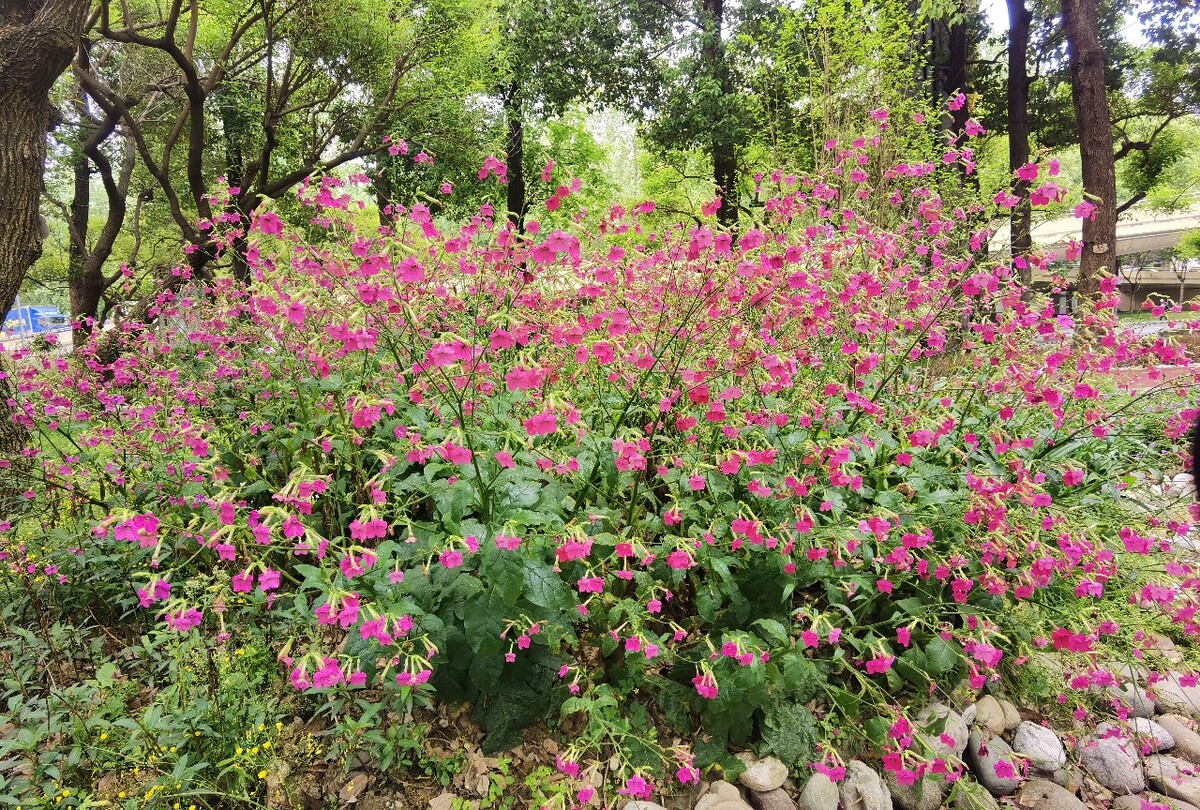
[0,0,89,494]
[1007,0,1033,289]
[703,0,737,230]
[1062,0,1116,302]
[505,85,526,234]
[0,91,54,322]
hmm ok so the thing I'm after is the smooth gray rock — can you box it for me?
[962,704,977,726]
[1080,732,1146,795]
[1156,675,1200,719]
[966,731,1022,796]
[1114,792,1200,810]
[840,760,892,810]
[950,782,999,810]
[1110,683,1158,719]
[710,782,744,800]
[737,756,788,793]
[999,699,1022,733]
[796,774,839,810]
[886,771,945,810]
[1145,755,1200,806]
[1016,779,1087,810]
[1134,718,1178,753]
[1160,716,1200,765]
[622,803,668,810]
[1014,722,1067,771]
[917,704,969,759]
[751,788,798,810]
[697,780,750,810]
[974,697,1006,737]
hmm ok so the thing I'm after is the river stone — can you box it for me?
[1080,732,1146,795]
[1134,718,1178,753]
[622,803,668,810]
[974,697,1006,737]
[1111,682,1158,719]
[1145,755,1200,806]
[710,782,745,800]
[1016,779,1087,810]
[966,731,1022,796]
[841,760,891,810]
[917,704,970,759]
[1159,717,1200,765]
[697,779,749,810]
[999,700,1022,733]
[886,771,945,810]
[737,756,788,793]
[751,788,798,810]
[962,704,977,726]
[1156,675,1200,719]
[951,782,999,810]
[1114,792,1200,810]
[1014,722,1067,771]
[796,773,839,810]
[1150,635,1185,665]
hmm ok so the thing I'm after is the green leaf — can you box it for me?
[829,686,861,717]
[924,636,962,676]
[94,662,119,689]
[753,619,790,646]
[522,559,574,613]
[762,703,819,769]
[864,716,892,748]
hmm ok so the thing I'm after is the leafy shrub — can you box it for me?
[3,110,1199,805]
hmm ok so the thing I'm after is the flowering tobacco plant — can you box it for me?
[4,103,1200,805]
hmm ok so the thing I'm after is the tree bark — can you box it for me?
[0,0,90,475]
[703,0,737,230]
[505,82,526,234]
[946,16,969,138]
[1007,0,1033,289]
[1062,0,1117,302]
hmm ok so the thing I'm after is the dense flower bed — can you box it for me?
[3,112,1199,806]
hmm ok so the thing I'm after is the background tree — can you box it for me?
[1062,0,1116,300]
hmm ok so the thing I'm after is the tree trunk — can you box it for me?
[0,0,89,496]
[1007,0,1033,290]
[67,123,92,338]
[946,16,969,138]
[1062,0,1116,302]
[703,0,737,230]
[505,84,526,234]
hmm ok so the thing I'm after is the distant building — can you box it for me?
[990,202,1200,313]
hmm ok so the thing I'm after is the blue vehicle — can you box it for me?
[2,305,70,338]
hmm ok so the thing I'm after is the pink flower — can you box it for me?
[667,550,693,570]
[494,533,522,551]
[232,570,253,593]
[693,673,719,699]
[619,775,653,799]
[865,654,895,675]
[522,410,557,437]
[258,569,281,592]
[439,550,464,569]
